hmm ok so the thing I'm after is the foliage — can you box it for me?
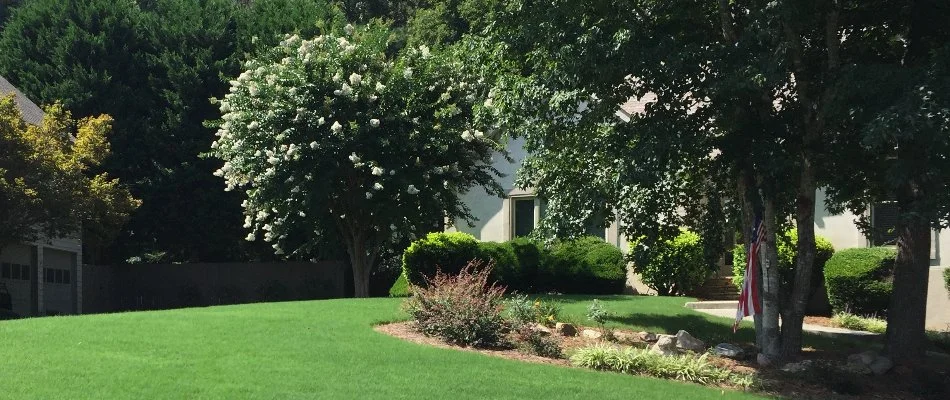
[732,229,835,292]
[388,272,410,297]
[632,229,708,296]
[570,344,753,389]
[477,241,524,291]
[831,313,887,334]
[402,232,481,286]
[502,294,561,328]
[927,330,950,354]
[540,236,627,294]
[0,96,139,249]
[403,260,506,347]
[514,324,563,358]
[944,268,950,296]
[534,299,562,327]
[824,247,896,316]
[507,237,543,286]
[586,299,609,327]
[210,24,504,296]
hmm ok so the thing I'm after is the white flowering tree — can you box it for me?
[210,24,504,297]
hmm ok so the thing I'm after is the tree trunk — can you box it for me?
[347,240,375,298]
[886,202,931,364]
[760,196,783,363]
[783,156,817,358]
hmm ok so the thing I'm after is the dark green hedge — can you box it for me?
[394,232,626,295]
[824,247,896,316]
[943,268,950,296]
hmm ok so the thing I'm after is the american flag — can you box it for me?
[734,216,765,332]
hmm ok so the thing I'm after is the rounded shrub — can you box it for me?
[509,237,544,287]
[477,241,526,291]
[402,232,480,287]
[732,229,835,295]
[540,236,626,294]
[632,229,707,296]
[389,272,410,297]
[823,247,896,316]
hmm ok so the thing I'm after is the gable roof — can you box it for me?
[0,75,44,125]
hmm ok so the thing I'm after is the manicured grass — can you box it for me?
[0,296,765,399]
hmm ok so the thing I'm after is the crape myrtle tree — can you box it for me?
[210,24,505,297]
[0,96,139,255]
[481,0,892,362]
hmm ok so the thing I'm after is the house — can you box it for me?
[449,95,950,330]
[0,75,84,318]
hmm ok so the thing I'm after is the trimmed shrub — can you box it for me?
[403,260,506,347]
[824,247,896,316]
[389,272,410,297]
[402,232,480,287]
[540,236,627,294]
[632,229,708,296]
[508,237,544,290]
[732,229,835,292]
[477,241,525,292]
[570,344,754,388]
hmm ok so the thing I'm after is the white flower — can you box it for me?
[373,182,384,191]
[344,44,356,54]
[403,68,413,78]
[331,121,343,134]
[349,72,362,86]
[474,130,484,138]
[419,45,430,58]
[375,82,386,92]
[370,118,380,127]
[249,84,259,96]
[248,121,260,130]
[365,192,373,199]
[390,224,397,231]
[349,153,361,164]
[340,83,353,96]
[317,117,326,126]
[268,156,280,164]
[332,72,342,82]
[310,141,318,149]
[484,97,493,107]
[337,37,349,47]
[245,233,256,241]
[372,166,385,176]
[407,185,420,195]
[344,24,355,35]
[461,130,474,142]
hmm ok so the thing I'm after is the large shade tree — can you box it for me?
[0,95,139,254]
[210,24,504,297]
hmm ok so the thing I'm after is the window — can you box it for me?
[513,197,536,238]
[584,220,606,240]
[44,268,71,284]
[870,202,899,246]
[1,263,31,281]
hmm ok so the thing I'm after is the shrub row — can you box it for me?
[831,312,887,334]
[396,232,626,295]
[824,247,896,316]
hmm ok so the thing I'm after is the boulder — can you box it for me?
[674,330,706,352]
[847,350,877,366]
[532,324,552,336]
[638,331,658,342]
[554,322,577,337]
[650,334,679,356]
[581,329,603,340]
[712,343,744,359]
[840,361,872,375]
[781,359,814,373]
[611,331,635,342]
[869,356,893,375]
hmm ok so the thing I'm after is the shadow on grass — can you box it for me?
[530,294,660,304]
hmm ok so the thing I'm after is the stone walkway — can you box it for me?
[685,300,881,339]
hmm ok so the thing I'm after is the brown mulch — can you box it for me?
[375,322,950,400]
[805,315,838,328]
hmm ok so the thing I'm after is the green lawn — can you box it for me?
[0,296,769,399]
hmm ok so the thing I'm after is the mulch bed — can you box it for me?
[375,321,950,400]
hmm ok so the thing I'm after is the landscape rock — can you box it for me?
[712,343,744,359]
[847,350,877,366]
[581,329,603,340]
[869,356,893,375]
[781,359,814,373]
[611,331,635,342]
[674,330,706,352]
[756,353,772,367]
[650,334,679,356]
[532,324,552,336]
[554,322,577,337]
[638,331,658,342]
[840,361,872,375]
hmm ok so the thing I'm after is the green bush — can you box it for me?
[832,312,887,334]
[508,237,544,290]
[570,344,754,389]
[944,268,950,296]
[540,236,627,294]
[402,232,480,287]
[515,325,563,358]
[477,241,526,292]
[824,247,896,316]
[732,229,835,293]
[388,272,410,297]
[632,229,708,296]
[403,261,507,347]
